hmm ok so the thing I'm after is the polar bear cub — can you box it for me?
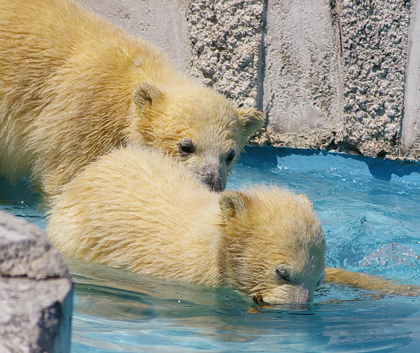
[0,0,264,196]
[46,147,326,305]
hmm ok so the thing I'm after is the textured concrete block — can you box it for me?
[0,211,73,353]
[338,0,412,158]
[261,0,343,149]
[186,0,266,108]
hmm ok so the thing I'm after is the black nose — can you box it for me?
[210,182,223,192]
[201,174,224,192]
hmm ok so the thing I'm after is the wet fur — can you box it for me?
[324,267,420,296]
[0,0,263,196]
[46,147,326,305]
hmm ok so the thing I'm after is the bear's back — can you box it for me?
[46,147,220,273]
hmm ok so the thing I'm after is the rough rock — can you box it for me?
[185,0,266,108]
[337,0,412,158]
[401,0,420,159]
[0,211,73,353]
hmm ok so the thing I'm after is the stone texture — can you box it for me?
[337,0,412,158]
[401,0,420,159]
[259,0,343,149]
[0,211,73,353]
[185,0,266,108]
[0,211,69,280]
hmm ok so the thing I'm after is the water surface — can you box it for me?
[1,146,420,352]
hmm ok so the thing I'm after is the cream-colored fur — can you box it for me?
[46,147,420,304]
[46,147,327,305]
[324,267,420,296]
[0,0,263,196]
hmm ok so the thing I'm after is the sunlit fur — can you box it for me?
[218,189,326,304]
[324,267,420,296]
[46,147,326,305]
[0,0,264,196]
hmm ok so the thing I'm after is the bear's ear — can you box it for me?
[133,83,162,110]
[236,107,265,138]
[219,190,250,220]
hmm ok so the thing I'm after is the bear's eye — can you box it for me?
[275,267,291,282]
[226,149,236,164]
[178,139,196,156]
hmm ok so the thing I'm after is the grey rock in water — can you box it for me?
[0,210,73,353]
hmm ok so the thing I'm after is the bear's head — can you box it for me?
[128,82,265,192]
[218,187,326,306]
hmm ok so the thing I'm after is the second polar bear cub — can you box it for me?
[47,147,326,305]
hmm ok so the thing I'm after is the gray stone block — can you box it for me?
[338,0,412,158]
[0,211,73,353]
[185,0,266,108]
[402,0,420,159]
[262,0,343,149]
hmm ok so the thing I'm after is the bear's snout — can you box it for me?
[293,286,312,305]
[200,171,224,192]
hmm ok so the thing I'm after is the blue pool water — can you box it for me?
[1,146,420,352]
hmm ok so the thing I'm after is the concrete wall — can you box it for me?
[402,0,420,159]
[76,0,420,160]
[261,0,343,150]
